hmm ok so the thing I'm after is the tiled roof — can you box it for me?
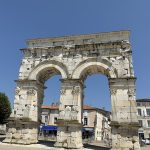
[41,104,110,114]
[42,105,97,110]
[42,105,59,110]
[83,105,96,110]
[136,99,150,102]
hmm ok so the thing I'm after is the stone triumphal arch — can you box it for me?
[4,31,140,149]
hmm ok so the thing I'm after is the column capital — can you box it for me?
[110,88,117,95]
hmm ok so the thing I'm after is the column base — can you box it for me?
[55,125,83,149]
[111,121,141,150]
[3,118,38,145]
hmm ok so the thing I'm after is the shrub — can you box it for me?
[0,93,11,124]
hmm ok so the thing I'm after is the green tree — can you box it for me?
[0,93,11,124]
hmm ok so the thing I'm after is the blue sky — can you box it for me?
[0,0,150,110]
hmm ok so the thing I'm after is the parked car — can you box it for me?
[142,138,150,145]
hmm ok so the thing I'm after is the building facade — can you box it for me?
[0,124,6,135]
[41,99,150,143]
[136,99,150,140]
[40,104,111,142]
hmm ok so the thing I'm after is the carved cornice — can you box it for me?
[21,41,131,60]
[21,42,130,53]
[110,89,117,95]
[15,87,20,95]
[60,89,66,95]
[72,87,80,95]
[27,89,36,95]
[26,30,130,48]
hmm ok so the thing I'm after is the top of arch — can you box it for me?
[26,30,130,48]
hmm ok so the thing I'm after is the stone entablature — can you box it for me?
[26,31,130,48]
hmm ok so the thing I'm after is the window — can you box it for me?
[137,109,142,116]
[142,102,146,107]
[139,120,143,127]
[143,110,145,116]
[45,116,48,124]
[139,133,144,140]
[54,117,57,124]
[137,103,141,106]
[84,117,88,126]
[146,109,150,116]
[147,120,150,127]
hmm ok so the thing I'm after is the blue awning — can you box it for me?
[82,128,94,132]
[41,125,57,131]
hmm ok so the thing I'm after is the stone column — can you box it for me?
[109,78,140,150]
[3,80,44,144]
[55,79,83,149]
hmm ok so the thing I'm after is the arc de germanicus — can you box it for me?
[4,31,140,150]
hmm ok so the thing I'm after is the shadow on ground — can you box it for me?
[38,140,55,147]
[84,143,110,150]
[38,140,110,150]
[0,137,110,150]
[0,135,5,142]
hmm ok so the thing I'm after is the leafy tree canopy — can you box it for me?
[0,92,11,124]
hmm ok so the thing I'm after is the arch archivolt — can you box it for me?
[28,60,68,82]
[72,60,117,80]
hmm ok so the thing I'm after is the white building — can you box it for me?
[136,99,150,140]
[40,104,111,141]
[0,124,6,134]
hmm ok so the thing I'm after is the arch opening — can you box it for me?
[38,75,61,142]
[27,62,67,143]
[84,74,111,111]
[80,64,112,145]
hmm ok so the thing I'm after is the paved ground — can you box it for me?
[0,135,149,150]
[141,145,150,150]
[0,142,149,150]
[0,142,110,150]
[0,136,110,150]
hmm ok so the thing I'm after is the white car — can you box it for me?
[142,139,150,145]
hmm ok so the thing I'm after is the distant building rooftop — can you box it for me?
[41,104,110,115]
[42,104,99,110]
[136,99,150,102]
